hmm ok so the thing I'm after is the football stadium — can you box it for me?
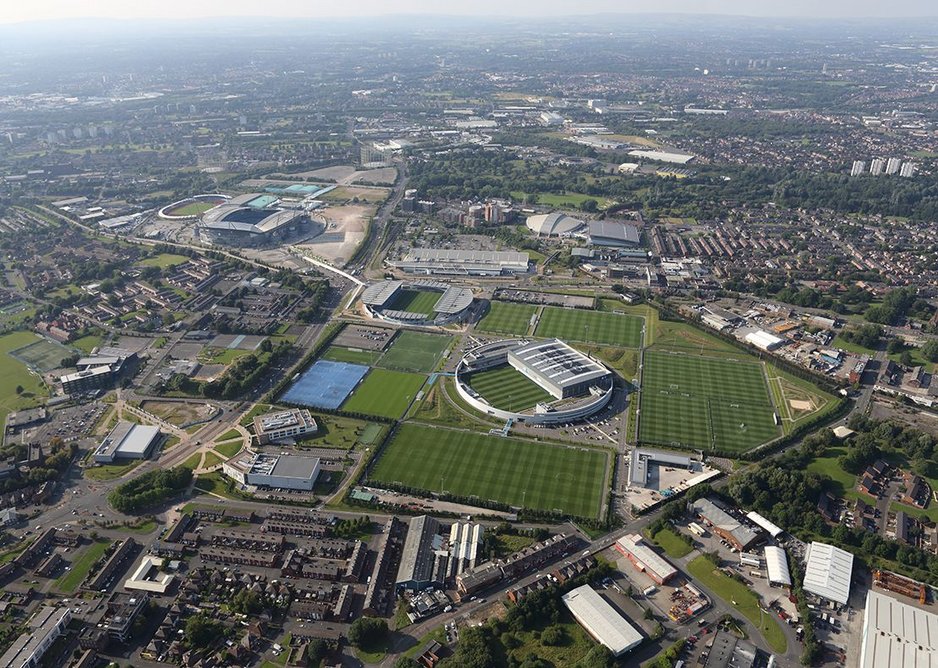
[197,193,322,247]
[454,338,614,425]
[360,280,474,326]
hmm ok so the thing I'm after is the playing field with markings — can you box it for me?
[341,368,427,419]
[388,289,440,316]
[320,345,383,366]
[369,423,608,518]
[639,349,780,452]
[465,365,553,411]
[376,330,451,373]
[534,307,643,348]
[476,301,537,335]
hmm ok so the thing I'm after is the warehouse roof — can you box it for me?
[587,220,641,245]
[692,498,759,548]
[616,534,678,583]
[562,585,642,657]
[394,248,529,271]
[94,421,160,460]
[763,546,791,586]
[508,339,610,390]
[396,515,441,587]
[860,590,938,668]
[746,511,783,538]
[803,542,853,606]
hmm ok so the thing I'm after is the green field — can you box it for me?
[9,337,73,372]
[139,253,190,268]
[687,556,787,654]
[55,539,112,593]
[649,527,693,558]
[510,191,614,210]
[321,345,383,365]
[388,289,440,316]
[465,365,554,411]
[639,350,780,452]
[369,423,608,518]
[70,334,103,354]
[0,332,48,426]
[535,307,643,348]
[377,330,451,373]
[476,301,537,335]
[166,201,216,217]
[342,369,427,418]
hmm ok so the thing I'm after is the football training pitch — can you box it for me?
[639,350,780,452]
[535,307,643,348]
[376,330,451,373]
[342,368,427,419]
[465,365,553,411]
[476,301,537,335]
[388,289,440,316]
[369,424,608,518]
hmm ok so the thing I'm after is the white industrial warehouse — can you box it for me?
[562,585,643,657]
[859,590,938,668]
[763,546,791,587]
[803,542,854,606]
[93,421,162,464]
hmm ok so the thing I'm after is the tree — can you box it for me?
[184,614,222,650]
[231,589,263,615]
[348,617,387,649]
[307,639,328,665]
[922,340,938,363]
[540,625,566,646]
[392,659,420,668]
[14,385,22,395]
[900,350,914,367]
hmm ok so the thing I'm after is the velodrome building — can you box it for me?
[455,338,614,425]
[360,280,474,326]
[198,193,315,247]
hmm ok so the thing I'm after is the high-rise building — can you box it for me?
[899,162,916,178]
[869,158,884,176]
[885,157,902,175]
[850,160,866,177]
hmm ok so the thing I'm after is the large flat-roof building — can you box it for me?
[860,590,938,668]
[93,421,161,464]
[803,542,853,606]
[61,347,138,395]
[507,339,611,400]
[615,534,678,584]
[691,498,760,551]
[763,546,791,587]
[253,409,317,445]
[587,221,641,248]
[222,450,320,491]
[390,248,529,276]
[397,515,443,591]
[0,606,71,668]
[562,585,643,657]
[628,448,697,489]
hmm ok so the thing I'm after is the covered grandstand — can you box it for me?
[526,212,585,237]
[198,193,318,247]
[360,280,474,326]
[454,338,614,425]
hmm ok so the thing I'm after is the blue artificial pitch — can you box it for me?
[281,360,370,410]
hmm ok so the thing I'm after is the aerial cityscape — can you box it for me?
[0,5,938,668]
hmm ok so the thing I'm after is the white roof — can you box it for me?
[526,211,585,237]
[763,546,791,586]
[562,585,642,657]
[860,590,938,668]
[745,330,784,349]
[803,542,853,605]
[746,511,783,538]
[616,534,678,583]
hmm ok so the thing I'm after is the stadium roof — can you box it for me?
[201,195,303,235]
[509,339,609,390]
[616,534,678,583]
[526,212,585,237]
[803,542,853,606]
[434,286,474,314]
[746,511,783,538]
[587,220,641,246]
[763,546,791,586]
[860,590,938,668]
[361,281,403,307]
[562,585,642,657]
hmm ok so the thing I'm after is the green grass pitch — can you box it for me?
[321,346,383,366]
[465,366,554,411]
[535,307,643,348]
[167,201,216,217]
[638,350,780,452]
[341,368,427,419]
[369,423,608,518]
[388,289,440,316]
[476,301,537,335]
[9,338,72,372]
[377,330,451,373]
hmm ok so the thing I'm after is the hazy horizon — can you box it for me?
[2,0,938,24]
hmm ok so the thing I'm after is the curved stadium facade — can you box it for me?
[455,338,614,425]
[198,193,316,247]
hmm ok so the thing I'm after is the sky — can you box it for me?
[1,0,937,24]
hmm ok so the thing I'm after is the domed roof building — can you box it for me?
[525,211,585,237]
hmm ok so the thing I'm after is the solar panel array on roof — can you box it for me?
[509,339,608,390]
[434,286,474,314]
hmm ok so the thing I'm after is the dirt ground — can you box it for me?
[280,165,397,186]
[295,204,372,266]
[870,397,938,437]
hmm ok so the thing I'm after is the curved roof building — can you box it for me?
[198,193,313,247]
[526,212,585,237]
